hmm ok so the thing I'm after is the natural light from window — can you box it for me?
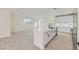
[24,17,32,23]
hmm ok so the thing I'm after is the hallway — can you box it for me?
[46,32,73,50]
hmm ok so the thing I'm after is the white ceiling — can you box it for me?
[11,8,55,17]
[10,8,74,17]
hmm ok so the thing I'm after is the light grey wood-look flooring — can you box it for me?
[0,30,40,50]
[46,32,73,50]
[0,30,73,50]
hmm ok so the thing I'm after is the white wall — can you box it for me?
[11,12,35,33]
[45,16,55,25]
[77,9,79,49]
[11,12,55,33]
[0,9,11,38]
[77,10,79,42]
[36,16,55,30]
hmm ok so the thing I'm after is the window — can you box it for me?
[24,17,32,23]
[55,15,73,33]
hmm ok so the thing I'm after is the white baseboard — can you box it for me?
[0,34,10,39]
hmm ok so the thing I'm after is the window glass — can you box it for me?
[24,17,32,23]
